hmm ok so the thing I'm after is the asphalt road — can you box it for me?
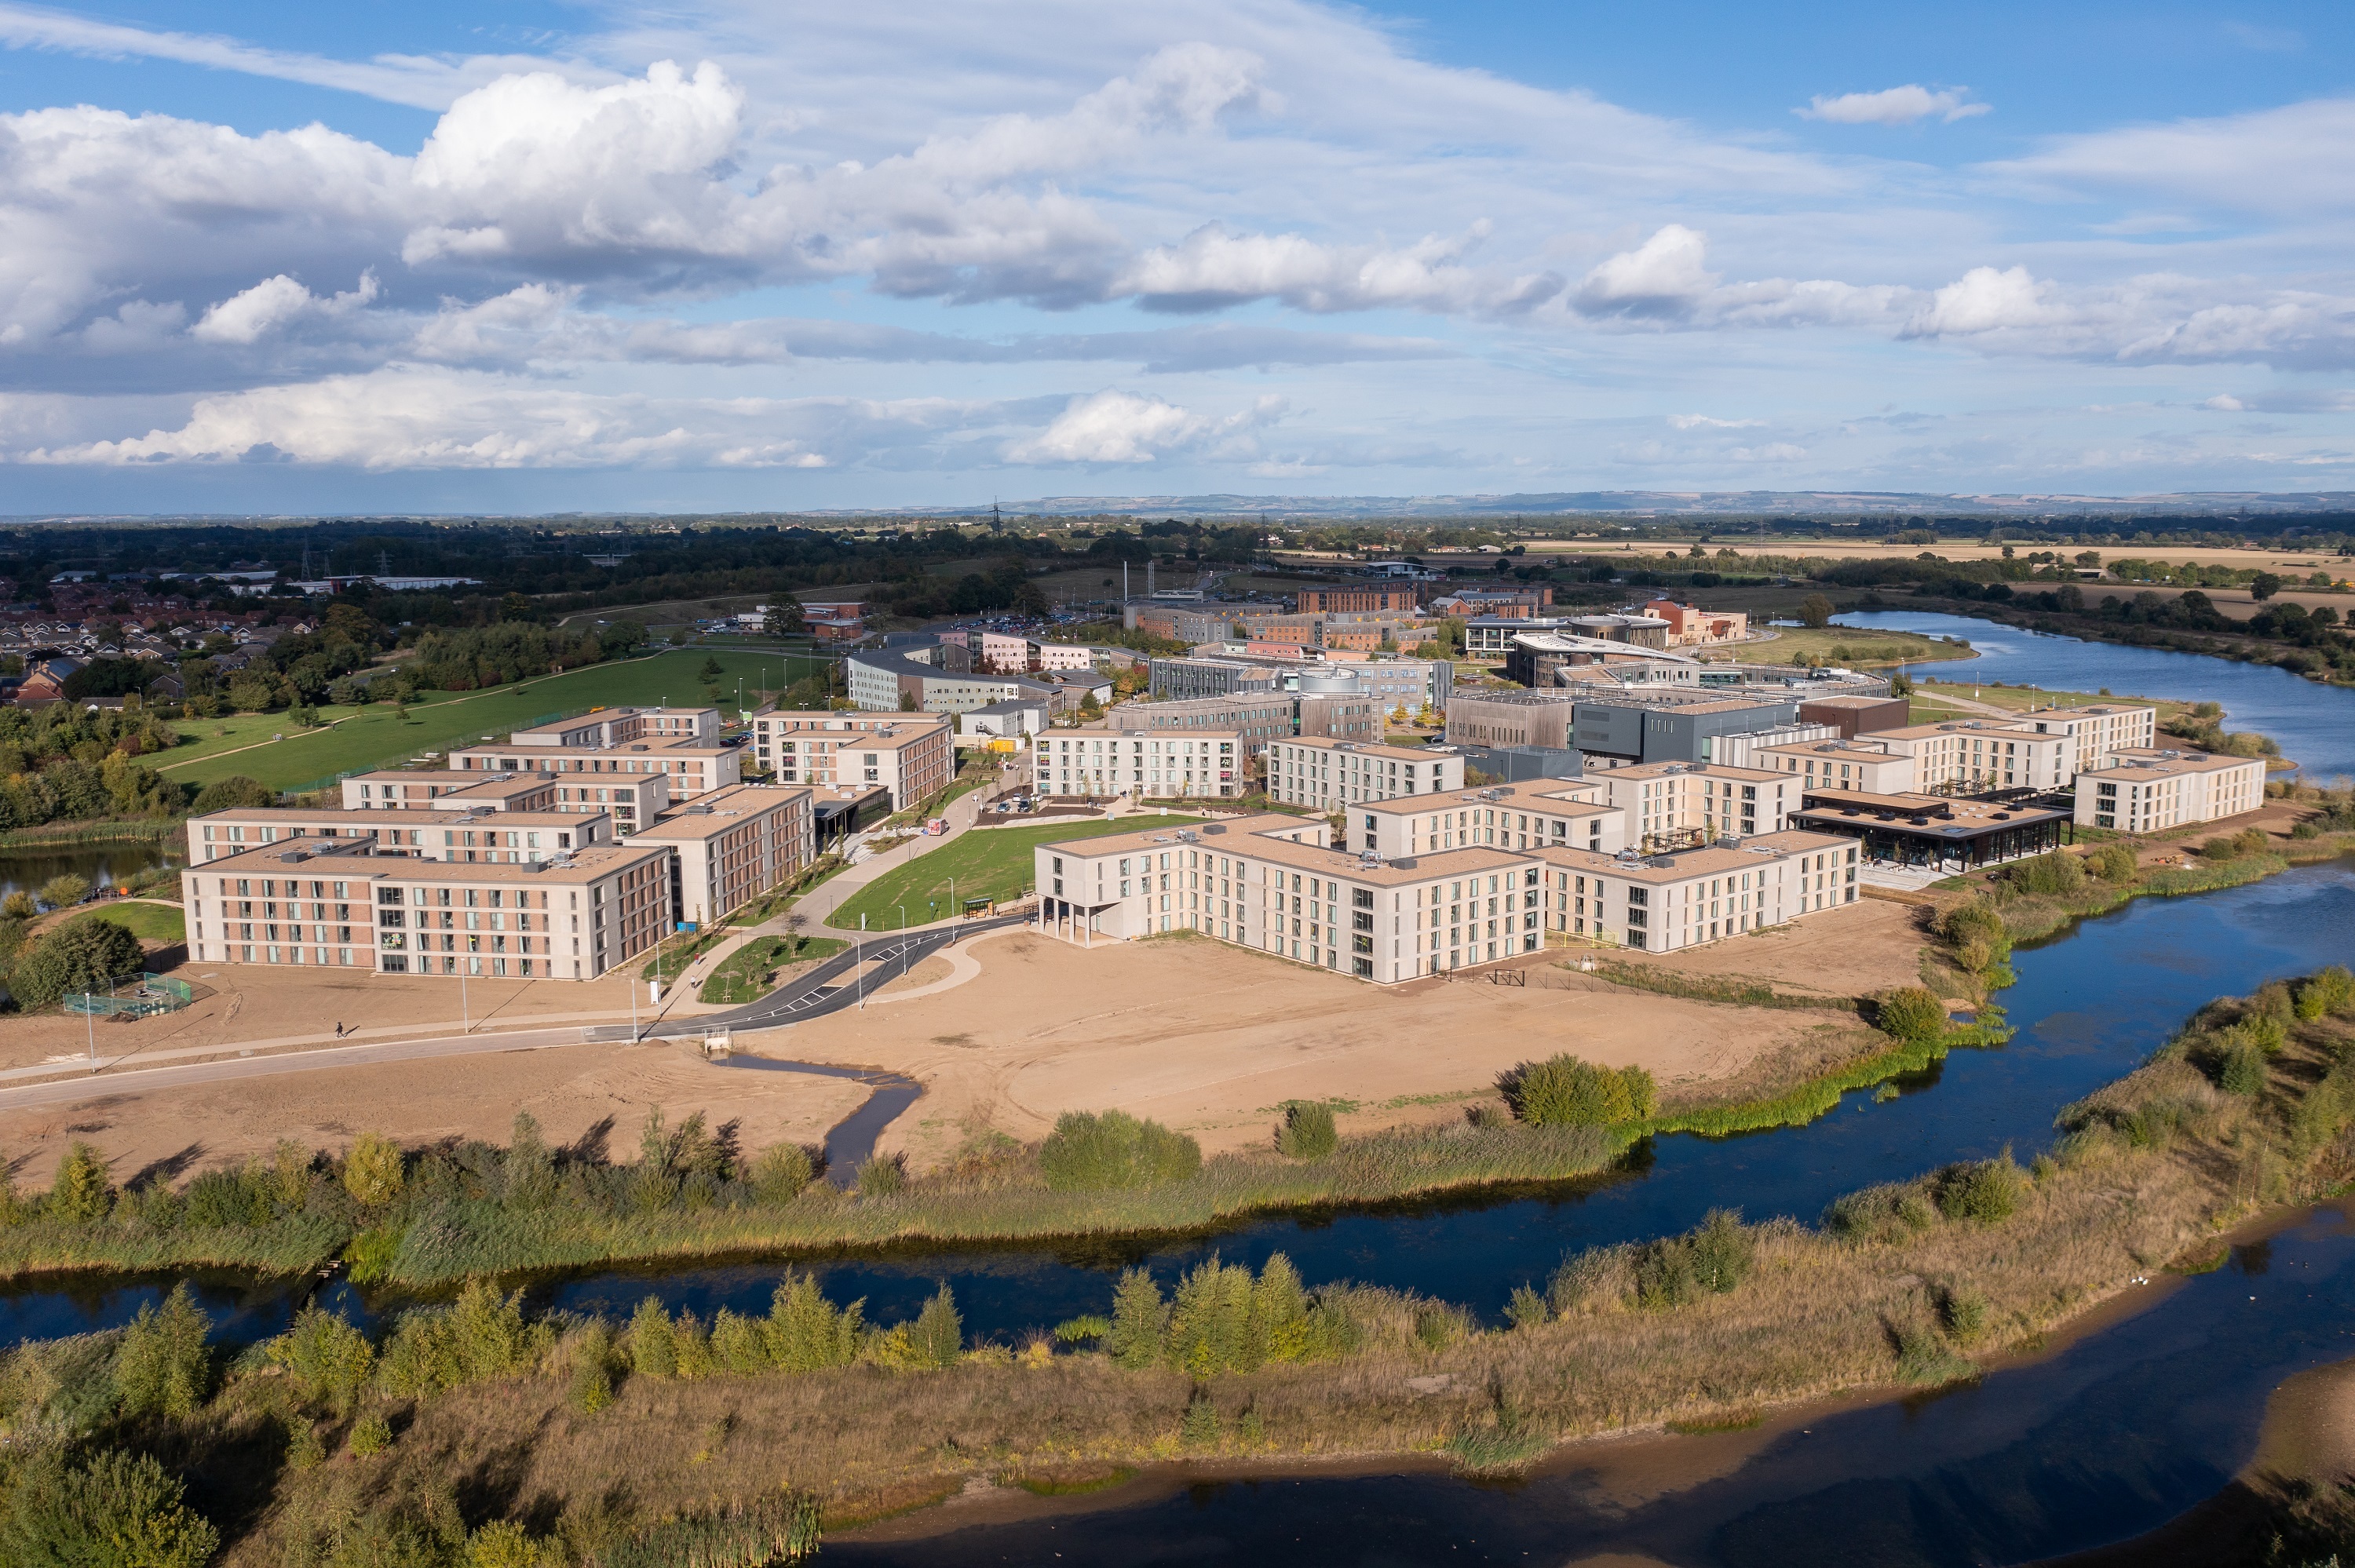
[0,913,1031,1112]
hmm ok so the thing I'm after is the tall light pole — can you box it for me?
[461,968,469,1034]
[857,913,867,1009]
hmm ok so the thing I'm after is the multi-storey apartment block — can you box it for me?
[1033,731,1241,797]
[620,782,815,927]
[1868,720,2076,792]
[1587,761,1797,850]
[182,837,671,979]
[188,806,611,864]
[2076,749,2267,832]
[1354,779,1616,859]
[1264,738,1466,813]
[448,706,740,800]
[1749,738,1921,797]
[747,709,953,811]
[1031,810,1858,981]
[2016,705,2159,776]
[341,771,558,811]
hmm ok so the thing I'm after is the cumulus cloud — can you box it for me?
[1574,224,1718,318]
[1002,388,1280,464]
[1118,222,1559,314]
[192,273,381,345]
[1668,414,1763,430]
[1796,86,1990,126]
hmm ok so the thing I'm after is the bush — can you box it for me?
[45,1141,115,1223]
[36,873,88,910]
[1935,1157,2021,1223]
[349,1413,393,1457]
[1276,1101,1338,1160]
[629,1296,677,1378]
[1875,987,1949,1045]
[0,1446,221,1567]
[1504,1284,1550,1329]
[1501,1054,1655,1126]
[909,1285,962,1369]
[764,1274,862,1372]
[747,1142,814,1202]
[2295,966,2355,1021]
[378,1280,545,1398]
[854,1153,906,1198]
[115,1282,212,1420]
[341,1132,405,1206]
[188,774,273,814]
[266,1305,375,1414]
[568,1322,615,1414]
[1632,1209,1753,1309]
[2219,1044,2269,1098]
[2085,841,2138,881]
[1039,1110,1202,1191]
[1108,1268,1170,1369]
[2004,850,2085,896]
[1546,1249,1614,1314]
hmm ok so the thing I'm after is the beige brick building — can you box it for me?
[1750,738,1920,796]
[1868,720,2076,791]
[1034,730,1244,797]
[341,771,557,811]
[2015,705,2158,775]
[1265,738,1465,813]
[620,783,816,927]
[188,806,611,865]
[2076,748,2266,832]
[750,709,954,810]
[450,706,740,800]
[183,838,670,980]
[1588,761,1798,849]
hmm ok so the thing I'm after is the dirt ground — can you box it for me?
[0,963,649,1073]
[754,899,1921,1169]
[0,899,1924,1186]
[0,1037,869,1189]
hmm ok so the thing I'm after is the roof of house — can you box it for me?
[620,784,811,841]
[2081,747,2264,777]
[188,838,663,884]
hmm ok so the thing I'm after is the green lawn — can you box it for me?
[161,650,827,793]
[697,932,849,1004]
[90,901,185,943]
[1738,626,1975,669]
[153,706,372,768]
[825,814,1201,931]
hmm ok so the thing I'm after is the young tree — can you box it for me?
[1798,593,1835,629]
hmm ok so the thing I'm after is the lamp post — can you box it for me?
[857,913,867,1009]
[461,968,469,1034]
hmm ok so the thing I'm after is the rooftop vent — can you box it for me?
[1202,823,1225,835]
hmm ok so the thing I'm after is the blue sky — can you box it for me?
[0,0,2350,512]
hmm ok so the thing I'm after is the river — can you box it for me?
[3,622,2353,1563]
[0,836,180,902]
[1843,607,2355,781]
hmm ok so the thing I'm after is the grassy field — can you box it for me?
[1910,676,2196,724]
[1725,625,1975,669]
[824,815,1200,931]
[159,650,825,793]
[699,933,849,1004]
[89,900,185,943]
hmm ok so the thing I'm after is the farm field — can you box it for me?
[823,814,1201,931]
[159,649,824,793]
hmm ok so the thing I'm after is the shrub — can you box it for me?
[568,1322,615,1414]
[747,1142,815,1202]
[854,1153,907,1198]
[629,1296,677,1378]
[1501,1054,1655,1125]
[349,1413,393,1456]
[1039,1110,1202,1191]
[378,1280,544,1397]
[267,1305,375,1413]
[1935,1157,2021,1223]
[764,1274,863,1372]
[2004,850,2085,896]
[114,1282,212,1419]
[36,873,89,910]
[1894,1322,1975,1386]
[710,1308,769,1373]
[1504,1285,1550,1329]
[1052,1315,1111,1344]
[1939,1285,1989,1344]
[1824,1183,1938,1244]
[2295,965,2355,1022]
[188,775,272,813]
[584,1493,821,1568]
[1546,1249,1614,1314]
[1107,1268,1169,1369]
[341,1132,405,1207]
[1686,1209,1754,1294]
[2218,1044,2269,1098]
[467,1520,564,1568]
[908,1285,962,1369]
[2085,841,2138,881]
[1875,987,1949,1046]
[1276,1101,1338,1160]
[500,1112,557,1209]
[46,1141,114,1223]
[0,1446,220,1567]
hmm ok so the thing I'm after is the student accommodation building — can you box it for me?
[1264,738,1466,814]
[619,782,815,927]
[182,838,671,979]
[2075,748,2266,832]
[748,709,953,810]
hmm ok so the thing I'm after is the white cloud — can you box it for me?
[1574,224,1717,318]
[1116,222,1559,314]
[1990,98,2355,215]
[1903,265,2062,337]
[1002,388,1280,463]
[192,273,381,345]
[1797,86,1989,126]
[1668,414,1762,429]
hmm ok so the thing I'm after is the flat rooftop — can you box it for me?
[188,838,665,884]
[2083,747,2261,778]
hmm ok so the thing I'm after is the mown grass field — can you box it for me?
[824,814,1200,930]
[699,933,849,1004]
[159,650,824,793]
[89,900,185,943]
[1909,676,2197,725]
[1734,625,1974,669]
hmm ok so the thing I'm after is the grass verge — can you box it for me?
[698,934,849,1005]
[824,813,1203,931]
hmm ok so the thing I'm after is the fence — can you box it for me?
[63,972,195,1019]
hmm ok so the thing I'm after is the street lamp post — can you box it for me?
[461,968,469,1034]
[857,913,867,1009]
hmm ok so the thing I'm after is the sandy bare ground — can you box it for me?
[1578,896,1924,1001]
[0,963,649,1074]
[747,903,1921,1170]
[0,1037,868,1189]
